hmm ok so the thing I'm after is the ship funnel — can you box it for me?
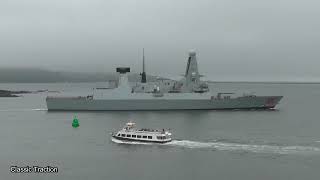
[141,48,147,83]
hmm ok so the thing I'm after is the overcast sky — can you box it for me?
[0,0,319,81]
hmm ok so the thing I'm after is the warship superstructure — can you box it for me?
[46,51,283,111]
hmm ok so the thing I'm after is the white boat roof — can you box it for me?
[119,129,169,135]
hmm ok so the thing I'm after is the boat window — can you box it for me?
[148,136,152,139]
[137,135,141,138]
[121,134,125,137]
[117,134,120,136]
[132,135,136,138]
[126,134,131,137]
[143,136,147,138]
[163,136,166,139]
[156,136,162,140]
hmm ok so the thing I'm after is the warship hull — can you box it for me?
[46,96,283,111]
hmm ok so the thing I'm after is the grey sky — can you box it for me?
[0,0,319,81]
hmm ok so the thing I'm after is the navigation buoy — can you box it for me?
[72,116,79,128]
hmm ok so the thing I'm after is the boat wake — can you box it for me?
[111,138,320,155]
[167,140,320,155]
[32,108,48,111]
[0,108,47,112]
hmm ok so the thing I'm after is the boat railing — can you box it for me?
[137,128,167,133]
[138,128,158,132]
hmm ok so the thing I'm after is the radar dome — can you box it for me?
[189,50,196,56]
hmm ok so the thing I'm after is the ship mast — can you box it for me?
[141,48,147,83]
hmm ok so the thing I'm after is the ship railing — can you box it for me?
[152,92,164,97]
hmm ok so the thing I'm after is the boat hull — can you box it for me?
[46,96,283,111]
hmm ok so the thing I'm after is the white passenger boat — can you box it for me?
[111,122,172,143]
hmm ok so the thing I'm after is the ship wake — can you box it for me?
[0,108,47,112]
[167,140,320,155]
[111,138,320,155]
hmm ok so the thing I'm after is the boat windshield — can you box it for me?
[124,122,135,130]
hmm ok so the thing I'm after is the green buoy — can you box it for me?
[72,116,79,128]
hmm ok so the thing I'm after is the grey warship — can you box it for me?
[46,51,283,111]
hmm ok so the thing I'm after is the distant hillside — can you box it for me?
[0,68,158,83]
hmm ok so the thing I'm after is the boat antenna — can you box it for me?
[141,48,147,83]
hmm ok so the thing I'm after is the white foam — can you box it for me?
[0,108,47,112]
[31,108,47,111]
[111,138,320,155]
[167,140,320,155]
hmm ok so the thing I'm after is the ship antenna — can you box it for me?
[141,48,147,83]
[143,48,145,73]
